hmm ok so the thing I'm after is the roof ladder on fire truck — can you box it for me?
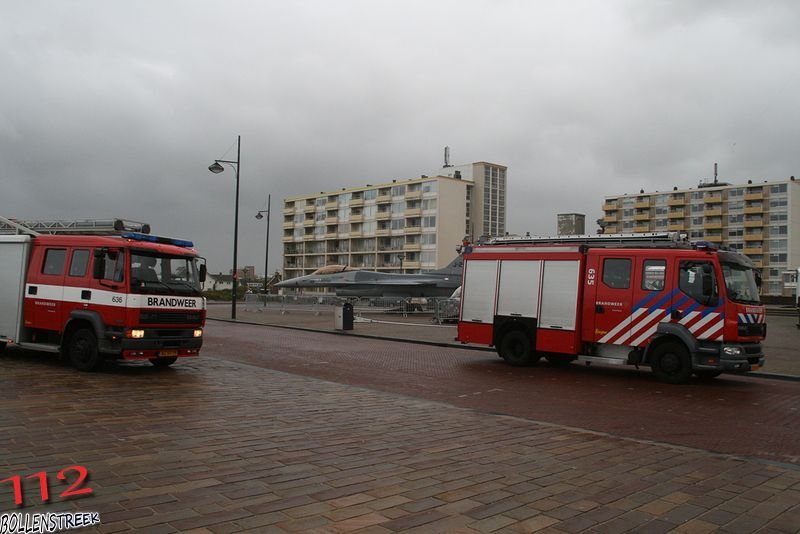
[486,232,688,248]
[0,216,151,237]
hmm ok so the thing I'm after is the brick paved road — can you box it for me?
[206,321,800,466]
[2,337,800,532]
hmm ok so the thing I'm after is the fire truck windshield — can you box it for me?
[721,262,761,305]
[130,252,202,295]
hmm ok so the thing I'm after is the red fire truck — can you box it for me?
[0,217,206,371]
[456,232,766,383]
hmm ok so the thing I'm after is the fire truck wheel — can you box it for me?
[650,341,691,384]
[149,357,178,367]
[68,329,102,372]
[499,330,538,366]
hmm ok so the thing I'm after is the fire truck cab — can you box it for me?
[0,217,207,371]
[456,233,766,384]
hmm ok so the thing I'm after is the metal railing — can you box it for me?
[243,294,461,324]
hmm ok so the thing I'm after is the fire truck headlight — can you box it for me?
[723,346,743,356]
[127,329,145,339]
[193,329,203,338]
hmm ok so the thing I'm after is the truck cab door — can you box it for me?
[25,247,67,332]
[592,255,634,345]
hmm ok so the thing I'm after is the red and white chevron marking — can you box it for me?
[599,309,724,346]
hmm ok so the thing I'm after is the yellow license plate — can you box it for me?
[159,350,178,357]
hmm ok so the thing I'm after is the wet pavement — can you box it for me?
[0,306,798,533]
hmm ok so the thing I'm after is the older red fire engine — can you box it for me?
[0,217,206,371]
[457,232,766,383]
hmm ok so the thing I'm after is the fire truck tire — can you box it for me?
[649,341,691,384]
[67,329,102,372]
[149,357,178,367]
[499,330,538,366]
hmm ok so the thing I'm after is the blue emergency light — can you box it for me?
[121,232,194,248]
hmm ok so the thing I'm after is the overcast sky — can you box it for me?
[2,1,799,275]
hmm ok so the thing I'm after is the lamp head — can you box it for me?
[208,161,225,174]
[255,213,264,220]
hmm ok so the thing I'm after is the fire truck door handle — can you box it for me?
[81,290,91,300]
[671,309,683,320]
[28,286,38,295]
[595,305,604,313]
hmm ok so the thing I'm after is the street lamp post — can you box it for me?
[255,194,271,294]
[208,135,241,320]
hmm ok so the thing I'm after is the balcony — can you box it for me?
[282,221,294,229]
[405,190,421,200]
[634,200,651,209]
[668,223,685,231]
[634,213,651,221]
[376,211,391,220]
[634,224,651,232]
[304,205,315,213]
[744,219,764,228]
[350,214,364,223]
[703,208,722,217]
[326,231,337,239]
[668,210,684,219]
[403,261,421,270]
[703,221,723,230]
[303,234,317,241]
[376,228,390,236]
[743,232,763,241]
[668,198,686,206]
[744,206,763,214]
[405,208,421,217]
[377,195,391,204]
[743,247,763,255]
[704,235,723,243]
[282,235,293,243]
[603,202,619,211]
[349,198,364,208]
[744,192,763,201]
[404,226,422,235]
[403,243,421,252]
[704,195,723,204]
[325,200,338,210]
[751,260,763,268]
[325,216,338,224]
[282,207,295,216]
[603,215,619,224]
[304,220,316,228]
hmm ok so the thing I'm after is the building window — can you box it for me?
[422,216,437,228]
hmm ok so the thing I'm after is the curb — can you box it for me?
[207,317,800,382]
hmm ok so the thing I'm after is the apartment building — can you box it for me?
[282,162,507,280]
[601,177,799,296]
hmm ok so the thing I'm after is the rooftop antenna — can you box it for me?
[443,146,453,168]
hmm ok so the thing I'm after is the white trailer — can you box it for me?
[0,235,32,349]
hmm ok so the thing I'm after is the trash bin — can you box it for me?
[334,303,354,331]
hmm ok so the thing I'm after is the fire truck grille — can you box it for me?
[140,311,203,325]
[738,324,766,337]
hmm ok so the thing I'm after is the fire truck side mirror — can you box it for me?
[199,264,207,283]
[700,264,716,305]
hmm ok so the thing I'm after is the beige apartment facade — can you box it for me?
[282,162,507,281]
[602,178,800,297]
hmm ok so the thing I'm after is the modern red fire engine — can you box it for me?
[456,232,766,383]
[0,217,207,371]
